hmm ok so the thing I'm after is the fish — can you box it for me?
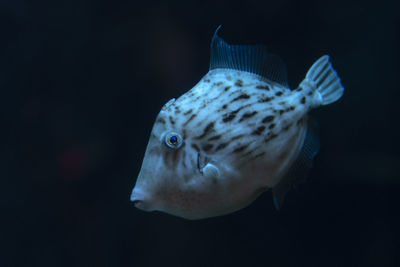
[130,26,344,220]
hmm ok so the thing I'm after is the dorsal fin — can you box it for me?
[209,26,289,87]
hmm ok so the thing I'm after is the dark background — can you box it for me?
[1,0,399,266]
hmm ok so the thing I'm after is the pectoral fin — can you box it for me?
[202,163,220,179]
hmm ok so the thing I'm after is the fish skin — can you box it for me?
[130,32,344,220]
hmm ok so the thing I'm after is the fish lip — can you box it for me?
[130,188,147,209]
[132,199,143,207]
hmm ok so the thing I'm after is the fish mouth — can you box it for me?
[131,199,143,206]
[130,188,149,210]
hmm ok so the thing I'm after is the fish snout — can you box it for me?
[130,188,152,211]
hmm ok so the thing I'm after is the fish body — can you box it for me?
[131,28,344,220]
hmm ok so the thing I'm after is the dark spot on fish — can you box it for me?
[283,124,292,132]
[183,129,187,139]
[243,148,257,158]
[200,101,207,109]
[239,111,258,122]
[204,79,211,83]
[281,107,292,113]
[279,110,285,115]
[202,144,213,152]
[194,95,202,102]
[262,115,274,123]
[191,143,200,152]
[222,107,244,123]
[235,80,243,87]
[226,75,232,81]
[183,114,197,126]
[256,85,270,90]
[215,142,228,151]
[224,86,231,92]
[231,94,250,103]
[195,122,215,139]
[308,91,313,96]
[233,144,247,153]
[265,134,278,143]
[231,134,244,141]
[296,87,303,92]
[253,151,266,159]
[156,117,166,124]
[222,104,228,109]
[223,113,236,122]
[252,126,266,135]
[279,101,287,105]
[275,91,283,96]
[213,81,224,86]
[258,97,274,103]
[169,116,175,125]
[208,135,222,141]
[184,109,193,115]
[301,96,306,104]
[269,123,276,129]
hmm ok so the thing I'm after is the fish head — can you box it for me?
[130,98,241,220]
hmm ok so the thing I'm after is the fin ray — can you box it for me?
[209,26,289,87]
[272,119,320,210]
[304,55,344,105]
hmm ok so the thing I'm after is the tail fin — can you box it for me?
[304,55,344,105]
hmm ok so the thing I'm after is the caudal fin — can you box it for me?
[304,55,344,105]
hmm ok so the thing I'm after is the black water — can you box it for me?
[2,0,399,266]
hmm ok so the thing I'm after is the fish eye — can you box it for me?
[164,131,183,150]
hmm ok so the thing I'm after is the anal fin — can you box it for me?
[272,119,320,210]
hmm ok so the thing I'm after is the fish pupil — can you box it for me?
[169,135,178,145]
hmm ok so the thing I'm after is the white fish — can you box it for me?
[130,27,344,220]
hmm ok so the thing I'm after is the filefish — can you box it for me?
[130,27,344,220]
